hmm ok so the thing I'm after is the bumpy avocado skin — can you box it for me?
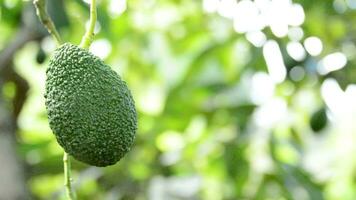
[45,43,137,167]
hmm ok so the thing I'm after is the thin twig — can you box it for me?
[63,152,76,200]
[79,0,97,49]
[33,0,62,45]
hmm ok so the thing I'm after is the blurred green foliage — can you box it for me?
[1,0,356,199]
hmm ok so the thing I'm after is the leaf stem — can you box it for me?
[63,152,76,200]
[33,0,62,45]
[79,0,97,49]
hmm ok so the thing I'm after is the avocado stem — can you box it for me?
[63,152,76,200]
[33,0,63,45]
[79,0,97,49]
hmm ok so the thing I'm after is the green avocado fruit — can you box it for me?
[45,43,137,167]
[310,107,327,133]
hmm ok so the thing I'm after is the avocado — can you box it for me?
[45,43,137,167]
[310,107,327,133]
[36,47,46,64]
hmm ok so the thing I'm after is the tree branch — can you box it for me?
[33,0,62,45]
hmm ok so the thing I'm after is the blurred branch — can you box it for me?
[11,72,30,120]
[0,27,39,123]
[2,62,30,122]
[33,0,62,45]
[0,28,39,74]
